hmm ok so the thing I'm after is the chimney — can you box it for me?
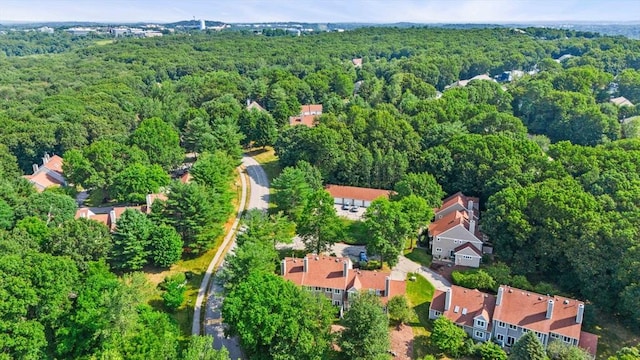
[496,287,504,306]
[246,98,250,107]
[445,288,452,311]
[343,260,349,278]
[467,199,474,211]
[576,303,584,324]
[281,259,287,275]
[546,299,554,319]
[469,219,476,235]
[32,163,39,174]
[303,257,308,273]
[109,209,117,229]
[385,276,390,297]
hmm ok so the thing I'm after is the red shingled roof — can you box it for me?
[289,114,317,127]
[42,155,64,176]
[431,285,496,330]
[493,285,584,340]
[282,254,405,304]
[436,191,479,214]
[325,184,392,202]
[455,242,482,256]
[578,331,598,357]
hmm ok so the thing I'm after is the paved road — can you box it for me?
[199,155,270,360]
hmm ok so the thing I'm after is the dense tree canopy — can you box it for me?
[3,23,640,357]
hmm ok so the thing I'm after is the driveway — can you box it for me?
[334,204,365,220]
[391,255,450,291]
[199,155,270,360]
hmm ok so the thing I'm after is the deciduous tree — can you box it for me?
[338,292,390,360]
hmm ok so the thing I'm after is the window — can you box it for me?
[334,289,341,294]
[550,333,560,339]
[475,319,485,328]
[375,290,381,296]
[563,336,571,343]
[436,237,441,241]
[508,324,517,330]
[315,287,322,291]
[474,330,484,339]
[433,311,441,317]
[333,300,342,306]
[325,287,331,292]
[496,334,505,342]
[507,336,515,346]
[462,255,473,260]
[435,248,442,253]
[497,321,506,328]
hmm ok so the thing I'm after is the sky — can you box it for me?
[1,0,639,24]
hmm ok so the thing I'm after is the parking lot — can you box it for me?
[334,203,365,220]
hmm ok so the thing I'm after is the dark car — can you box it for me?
[359,251,368,262]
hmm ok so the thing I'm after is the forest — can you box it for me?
[2,25,640,358]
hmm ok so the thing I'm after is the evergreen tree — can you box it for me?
[510,332,548,360]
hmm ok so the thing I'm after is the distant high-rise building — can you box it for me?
[200,19,206,30]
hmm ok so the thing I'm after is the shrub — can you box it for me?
[161,273,186,311]
[477,340,507,360]
[451,269,496,291]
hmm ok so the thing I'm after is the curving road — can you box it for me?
[193,154,270,360]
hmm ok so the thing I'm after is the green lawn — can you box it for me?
[406,272,438,359]
[404,248,432,267]
[339,218,368,245]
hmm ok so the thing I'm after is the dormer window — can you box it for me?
[475,319,486,328]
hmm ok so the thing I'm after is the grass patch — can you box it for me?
[406,272,435,308]
[588,308,640,359]
[339,218,368,245]
[247,146,280,183]
[94,39,114,46]
[406,272,438,358]
[404,248,432,267]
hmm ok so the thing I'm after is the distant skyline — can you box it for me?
[1,0,639,24]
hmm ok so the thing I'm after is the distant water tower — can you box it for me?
[200,19,206,30]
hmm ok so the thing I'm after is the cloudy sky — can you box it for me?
[1,0,639,23]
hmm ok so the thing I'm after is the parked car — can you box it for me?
[359,251,368,262]
[342,203,351,210]
[349,205,359,212]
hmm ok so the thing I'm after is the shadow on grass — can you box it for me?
[405,248,433,267]
[341,219,368,245]
[410,302,443,358]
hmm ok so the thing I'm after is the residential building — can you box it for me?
[281,254,406,313]
[445,74,496,89]
[325,184,393,208]
[352,58,363,68]
[429,285,598,357]
[429,192,484,268]
[435,192,479,220]
[75,205,144,231]
[289,104,323,127]
[23,153,66,192]
[610,96,634,107]
[246,99,266,112]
